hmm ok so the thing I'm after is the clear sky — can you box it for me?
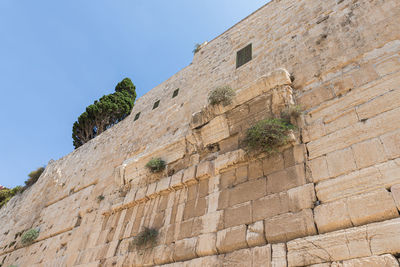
[0,0,268,188]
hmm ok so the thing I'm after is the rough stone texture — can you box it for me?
[1,0,400,266]
[264,209,317,243]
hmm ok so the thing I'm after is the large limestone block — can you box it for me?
[332,254,400,267]
[214,149,246,174]
[264,209,316,243]
[229,177,266,206]
[287,183,316,212]
[267,164,306,194]
[196,233,217,257]
[253,192,289,221]
[252,244,272,267]
[224,201,252,228]
[381,129,400,159]
[216,225,248,254]
[246,220,266,247]
[196,160,214,180]
[317,159,400,203]
[351,138,387,169]
[173,237,198,262]
[182,165,198,185]
[182,255,222,267]
[356,85,400,121]
[326,148,357,178]
[391,184,400,210]
[201,115,230,146]
[307,106,400,159]
[316,167,381,203]
[223,248,252,267]
[347,188,398,226]
[287,225,371,266]
[266,68,292,90]
[368,218,400,255]
[271,243,287,267]
[309,156,330,183]
[314,199,352,234]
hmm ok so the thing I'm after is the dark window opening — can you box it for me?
[153,100,160,109]
[236,43,252,69]
[172,88,179,98]
[134,112,141,121]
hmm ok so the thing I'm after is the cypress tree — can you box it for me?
[72,78,136,148]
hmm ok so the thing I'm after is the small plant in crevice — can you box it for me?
[21,228,40,245]
[208,86,236,106]
[25,166,45,188]
[97,194,105,202]
[244,118,295,154]
[145,158,166,173]
[193,43,202,54]
[280,104,303,122]
[132,227,158,248]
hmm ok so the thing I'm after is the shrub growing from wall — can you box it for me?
[145,158,166,173]
[21,228,40,245]
[208,86,236,106]
[245,118,295,154]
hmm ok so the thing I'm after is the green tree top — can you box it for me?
[72,78,137,149]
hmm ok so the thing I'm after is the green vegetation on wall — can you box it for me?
[72,78,137,149]
[0,166,45,209]
[21,228,40,245]
[132,227,158,247]
[208,86,236,106]
[145,158,166,173]
[245,118,295,154]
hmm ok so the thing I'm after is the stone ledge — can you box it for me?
[104,149,247,215]
[287,217,400,266]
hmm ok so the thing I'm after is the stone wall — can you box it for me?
[0,0,399,266]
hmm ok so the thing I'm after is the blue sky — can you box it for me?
[0,0,267,188]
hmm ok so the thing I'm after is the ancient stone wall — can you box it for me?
[1,0,400,266]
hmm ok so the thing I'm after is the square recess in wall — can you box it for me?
[134,112,141,121]
[172,88,179,98]
[153,100,160,109]
[236,43,252,69]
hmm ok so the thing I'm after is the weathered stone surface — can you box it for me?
[214,149,246,173]
[223,248,252,267]
[173,237,198,262]
[201,115,230,146]
[381,129,400,159]
[267,164,306,194]
[182,165,198,185]
[196,160,214,180]
[332,254,400,267]
[216,225,248,254]
[196,233,217,257]
[224,201,252,228]
[391,184,400,211]
[326,147,357,178]
[2,0,400,266]
[229,177,266,206]
[316,159,400,203]
[252,244,272,267]
[347,188,398,226]
[287,183,316,212]
[253,192,289,221]
[271,243,287,267]
[352,138,387,169]
[246,220,266,247]
[264,209,316,243]
[314,199,352,234]
[288,218,400,266]
[309,156,330,183]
